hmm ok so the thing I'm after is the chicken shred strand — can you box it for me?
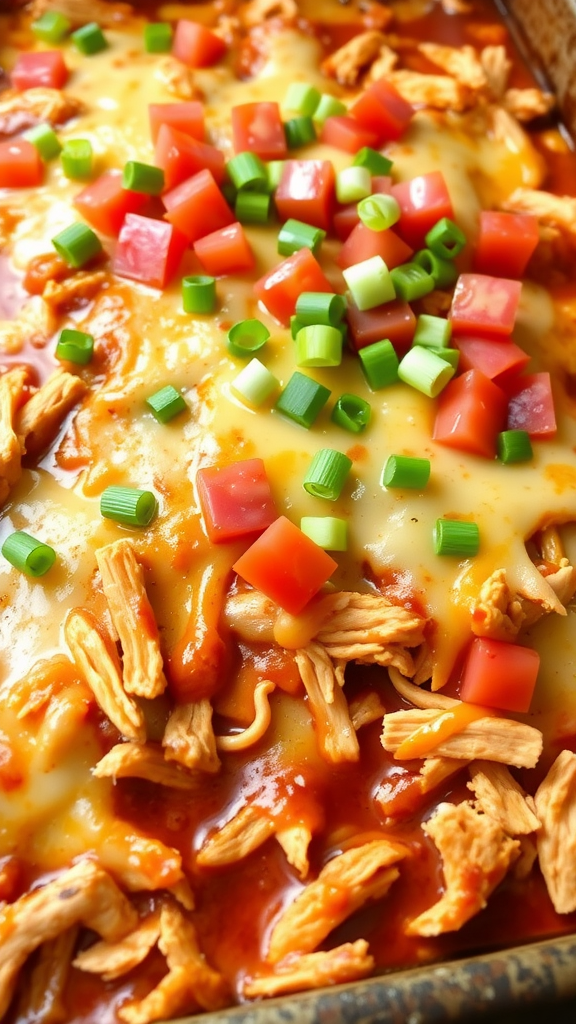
[534,749,576,914]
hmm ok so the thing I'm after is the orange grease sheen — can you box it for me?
[394,702,495,760]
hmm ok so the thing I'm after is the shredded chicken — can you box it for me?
[0,88,83,136]
[503,87,555,122]
[513,835,538,880]
[43,270,107,311]
[420,756,466,794]
[349,690,385,730]
[73,910,161,982]
[239,0,298,28]
[316,592,427,674]
[244,940,374,998]
[534,749,576,914]
[365,44,399,83]
[472,562,576,640]
[163,700,220,774]
[224,589,278,641]
[502,188,576,239]
[17,368,87,459]
[276,825,312,879]
[215,680,275,751]
[406,802,520,936]
[387,69,472,112]
[64,608,146,744]
[480,45,511,99]
[0,861,138,1019]
[267,839,407,963]
[0,367,27,489]
[0,296,57,355]
[388,667,457,710]
[30,0,134,26]
[20,928,78,1024]
[490,106,534,159]
[382,708,543,769]
[93,743,202,790]
[295,644,359,764]
[321,30,390,86]
[468,762,540,835]
[196,805,275,867]
[154,57,202,100]
[419,42,487,91]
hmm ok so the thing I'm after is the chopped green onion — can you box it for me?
[231,358,279,408]
[220,181,237,206]
[284,115,316,149]
[398,345,455,398]
[227,319,270,358]
[357,193,400,232]
[413,314,452,349]
[381,455,431,490]
[336,166,371,205]
[359,338,399,390]
[413,249,459,289]
[331,393,371,433]
[71,22,108,55]
[290,316,306,340]
[303,448,352,501]
[52,223,102,268]
[390,262,435,302]
[434,518,480,557]
[295,325,343,367]
[55,328,94,365]
[427,346,459,370]
[275,371,331,428]
[31,10,71,42]
[235,191,271,224]
[146,385,187,423]
[122,161,164,195]
[425,217,467,260]
[353,147,393,175]
[100,486,158,526]
[266,160,285,192]
[497,429,533,464]
[342,255,395,311]
[1,531,56,577]
[24,123,62,161]
[61,139,93,180]
[300,516,347,551]
[144,22,173,53]
[227,151,268,192]
[182,275,216,314]
[284,83,321,117]
[295,292,346,328]
[278,219,325,257]
[313,94,347,126]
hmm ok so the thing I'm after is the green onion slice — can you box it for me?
[413,314,452,349]
[266,160,285,193]
[398,344,455,398]
[1,531,56,577]
[295,292,346,328]
[300,516,347,551]
[303,448,352,501]
[434,518,480,557]
[413,248,459,289]
[182,275,216,315]
[427,346,459,369]
[331,393,371,433]
[231,358,280,408]
[24,123,62,161]
[336,166,372,205]
[295,325,343,368]
[313,94,347,125]
[343,255,395,311]
[278,219,325,257]
[235,191,271,224]
[122,161,165,195]
[353,147,393,176]
[275,372,331,429]
[71,22,108,55]
[359,339,399,390]
[283,83,321,117]
[284,115,316,149]
[146,385,187,423]
[100,486,158,526]
[52,223,103,268]
[31,10,71,42]
[357,193,400,232]
[425,217,467,260]
[55,328,94,365]
[61,139,93,180]
[497,429,533,464]
[381,455,431,490]
[227,319,270,358]
[227,151,268,192]
[390,262,435,302]
[144,22,173,53]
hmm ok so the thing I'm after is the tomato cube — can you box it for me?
[11,50,68,91]
[506,372,557,439]
[197,459,277,544]
[275,160,335,232]
[346,298,416,353]
[460,637,540,713]
[74,171,148,236]
[473,211,539,279]
[350,78,414,144]
[320,115,378,154]
[113,214,188,289]
[154,124,225,191]
[0,139,43,188]
[453,336,530,388]
[194,222,254,276]
[162,168,234,243]
[231,102,287,161]
[254,247,333,325]
[392,171,454,249]
[337,223,413,271]
[433,369,507,459]
[449,273,522,338]
[172,20,226,68]
[149,102,205,144]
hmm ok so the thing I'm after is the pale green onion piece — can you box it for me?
[425,217,467,259]
[278,219,325,257]
[313,94,347,126]
[434,518,480,557]
[398,345,455,397]
[381,455,430,489]
[413,314,452,349]
[122,161,164,195]
[336,166,372,205]
[295,292,346,328]
[52,223,102,268]
[227,319,270,358]
[295,325,343,367]
[426,346,459,370]
[1,531,56,577]
[342,255,395,311]
[100,485,158,526]
[390,262,435,302]
[357,193,400,232]
[300,516,347,551]
[144,22,172,53]
[359,339,399,390]
[230,358,279,407]
[182,275,216,314]
[31,10,71,42]
[266,160,285,192]
[227,151,268,192]
[353,148,393,175]
[331,393,371,433]
[146,385,187,423]
[303,448,352,501]
[24,123,62,161]
[284,82,321,117]
[55,328,94,365]
[61,139,93,180]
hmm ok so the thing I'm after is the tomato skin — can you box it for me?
[453,336,530,388]
[154,124,225,191]
[113,214,188,289]
[433,368,507,458]
[350,78,414,144]
[233,516,338,615]
[346,298,416,353]
[148,102,205,144]
[337,223,413,271]
[162,168,234,243]
[275,160,335,232]
[231,102,287,161]
[473,211,539,279]
[449,273,522,338]
[506,372,557,438]
[254,247,333,325]
[74,171,148,236]
[194,221,254,276]
[172,20,226,68]
[0,139,43,187]
[460,637,540,713]
[319,115,378,154]
[391,171,454,249]
[11,50,68,90]
[197,459,277,544]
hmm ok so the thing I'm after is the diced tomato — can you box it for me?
[11,50,68,91]
[337,223,413,271]
[391,171,454,249]
[253,247,333,325]
[154,124,225,192]
[162,168,234,243]
[231,102,287,161]
[319,115,378,154]
[74,171,148,236]
[506,372,557,438]
[346,298,416,353]
[473,210,539,279]
[233,516,338,615]
[172,19,227,68]
[197,459,277,544]
[194,221,254,276]
[113,214,188,289]
[433,368,507,458]
[0,139,43,188]
[460,637,540,713]
[371,175,393,194]
[449,273,522,338]
[275,160,335,232]
[350,77,414,144]
[148,101,205,144]
[453,336,530,388]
